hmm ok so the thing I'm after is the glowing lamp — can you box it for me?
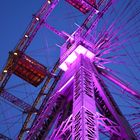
[24,34,28,38]
[14,52,18,56]
[3,70,7,73]
[48,0,51,4]
[35,17,40,21]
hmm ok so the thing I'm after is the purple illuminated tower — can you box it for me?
[0,0,140,139]
[24,1,139,139]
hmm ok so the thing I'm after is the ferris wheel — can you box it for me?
[0,0,140,139]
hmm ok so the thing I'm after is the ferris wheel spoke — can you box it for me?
[99,68,140,98]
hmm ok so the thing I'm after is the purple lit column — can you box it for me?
[72,55,98,140]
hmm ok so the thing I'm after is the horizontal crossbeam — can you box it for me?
[0,90,37,113]
[0,133,12,140]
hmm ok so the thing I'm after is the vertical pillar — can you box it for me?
[72,55,98,140]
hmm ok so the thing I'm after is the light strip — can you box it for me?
[58,76,74,92]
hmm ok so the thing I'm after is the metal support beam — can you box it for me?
[34,94,66,139]
[0,133,12,140]
[83,0,113,38]
[91,64,138,139]
[25,87,64,139]
[44,22,68,39]
[50,114,72,139]
[0,90,36,113]
[72,62,98,139]
[50,112,121,139]
[22,69,63,139]
[17,60,61,139]
[99,68,140,99]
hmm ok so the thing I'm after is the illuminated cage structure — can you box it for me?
[66,0,97,14]
[11,50,48,87]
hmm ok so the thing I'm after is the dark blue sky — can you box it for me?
[0,0,140,139]
[0,1,44,65]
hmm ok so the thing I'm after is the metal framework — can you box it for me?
[0,90,36,113]
[0,0,139,139]
[0,133,12,140]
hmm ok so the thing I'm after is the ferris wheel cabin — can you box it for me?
[66,0,97,14]
[12,51,48,87]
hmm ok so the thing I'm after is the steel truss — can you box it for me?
[25,54,137,139]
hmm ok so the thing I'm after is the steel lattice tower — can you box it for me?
[0,0,140,140]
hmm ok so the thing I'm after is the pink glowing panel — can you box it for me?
[75,45,94,59]
[59,45,94,71]
[66,52,77,64]
[59,63,68,71]
[59,53,77,71]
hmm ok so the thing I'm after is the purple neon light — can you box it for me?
[58,76,74,92]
